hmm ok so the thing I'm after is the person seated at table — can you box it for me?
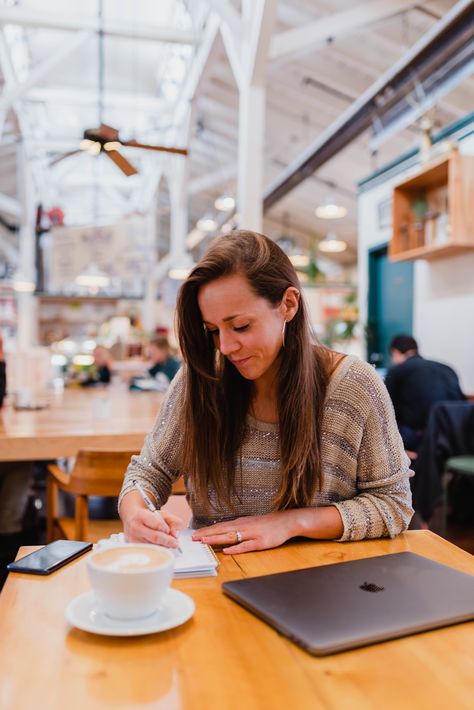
[81,345,113,386]
[0,335,34,567]
[119,231,414,554]
[129,336,180,392]
[147,336,180,383]
[385,334,465,452]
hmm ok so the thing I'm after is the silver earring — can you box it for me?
[282,320,287,348]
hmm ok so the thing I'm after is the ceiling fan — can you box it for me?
[80,123,187,176]
[50,1,188,176]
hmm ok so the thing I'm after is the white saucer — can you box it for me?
[66,588,195,637]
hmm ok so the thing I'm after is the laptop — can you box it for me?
[222,552,474,655]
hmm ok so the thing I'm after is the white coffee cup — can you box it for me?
[87,543,174,620]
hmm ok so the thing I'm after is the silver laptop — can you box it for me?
[222,552,474,655]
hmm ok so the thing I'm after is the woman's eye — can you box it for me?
[206,328,219,336]
[234,324,249,332]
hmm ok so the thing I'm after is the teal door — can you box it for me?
[367,245,414,369]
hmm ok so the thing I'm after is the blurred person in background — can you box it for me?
[147,336,180,384]
[385,334,465,452]
[81,345,113,386]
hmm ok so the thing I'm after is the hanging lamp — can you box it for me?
[318,232,347,253]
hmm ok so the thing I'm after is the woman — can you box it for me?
[119,231,413,553]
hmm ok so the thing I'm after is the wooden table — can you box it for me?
[1,531,473,709]
[0,385,163,461]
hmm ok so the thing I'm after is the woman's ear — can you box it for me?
[281,287,300,322]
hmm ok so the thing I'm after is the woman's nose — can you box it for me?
[218,331,240,356]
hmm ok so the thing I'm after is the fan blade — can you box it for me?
[104,149,138,176]
[122,140,188,156]
[49,150,82,166]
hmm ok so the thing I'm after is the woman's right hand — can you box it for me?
[123,506,184,549]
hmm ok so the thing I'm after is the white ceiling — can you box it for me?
[0,0,473,270]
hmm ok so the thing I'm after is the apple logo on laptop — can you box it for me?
[360,581,384,593]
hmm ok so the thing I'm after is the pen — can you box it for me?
[132,479,182,553]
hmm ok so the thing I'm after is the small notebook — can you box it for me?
[97,530,219,579]
[174,529,219,578]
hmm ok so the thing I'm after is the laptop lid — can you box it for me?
[222,552,474,655]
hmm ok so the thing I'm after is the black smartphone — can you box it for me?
[6,540,93,576]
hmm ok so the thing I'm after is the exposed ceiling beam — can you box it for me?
[0,192,21,218]
[133,162,164,213]
[0,6,196,45]
[0,30,93,114]
[202,0,242,38]
[0,230,19,263]
[219,17,244,90]
[269,0,419,63]
[263,0,474,211]
[26,87,164,113]
[188,163,236,195]
[171,13,220,131]
[246,0,278,87]
[0,140,17,156]
[56,174,137,189]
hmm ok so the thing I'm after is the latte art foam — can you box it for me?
[106,552,153,571]
[91,546,170,572]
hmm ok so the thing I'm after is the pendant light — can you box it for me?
[12,270,36,292]
[318,232,347,253]
[75,262,110,290]
[196,213,218,232]
[315,198,347,220]
[214,193,235,212]
[168,252,196,281]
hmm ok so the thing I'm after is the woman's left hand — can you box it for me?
[192,511,297,554]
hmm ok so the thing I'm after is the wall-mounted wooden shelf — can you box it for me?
[390,151,474,262]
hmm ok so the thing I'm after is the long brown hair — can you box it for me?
[176,230,331,510]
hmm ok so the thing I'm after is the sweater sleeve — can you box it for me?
[332,363,414,541]
[118,367,187,511]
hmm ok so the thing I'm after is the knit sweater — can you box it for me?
[119,355,414,541]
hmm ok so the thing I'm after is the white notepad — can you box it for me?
[173,529,219,578]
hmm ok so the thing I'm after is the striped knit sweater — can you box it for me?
[119,355,414,541]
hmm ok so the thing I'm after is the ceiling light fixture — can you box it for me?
[196,214,218,232]
[75,262,110,290]
[289,254,310,268]
[12,271,36,293]
[315,197,347,219]
[168,252,196,281]
[214,193,235,212]
[318,232,347,253]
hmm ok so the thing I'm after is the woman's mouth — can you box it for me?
[231,356,251,367]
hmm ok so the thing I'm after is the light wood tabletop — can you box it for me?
[0,530,473,710]
[0,385,163,461]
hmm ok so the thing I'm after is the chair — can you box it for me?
[47,449,138,543]
[442,456,474,536]
[411,401,474,523]
[47,450,191,543]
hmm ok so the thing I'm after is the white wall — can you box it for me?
[358,135,474,393]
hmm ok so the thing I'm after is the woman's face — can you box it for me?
[197,273,297,386]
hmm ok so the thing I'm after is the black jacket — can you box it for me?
[412,401,474,520]
[385,354,465,431]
